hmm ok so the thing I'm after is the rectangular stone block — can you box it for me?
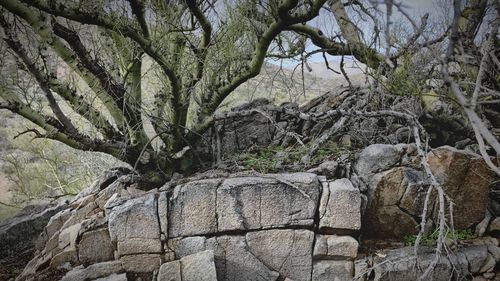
[312,260,354,281]
[107,193,160,243]
[78,228,114,264]
[246,229,314,281]
[120,254,162,273]
[217,173,320,232]
[117,238,162,256]
[313,235,359,260]
[168,179,220,237]
[158,260,181,281]
[180,250,218,281]
[319,179,361,234]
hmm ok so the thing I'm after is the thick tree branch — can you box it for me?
[0,13,119,141]
[442,0,500,156]
[0,15,79,137]
[199,0,327,120]
[16,0,183,137]
[51,22,127,108]
[19,0,142,38]
[128,0,150,38]
[287,23,383,69]
[51,22,148,144]
[328,0,362,45]
[0,95,120,156]
[471,16,499,109]
[0,0,128,133]
[186,0,213,89]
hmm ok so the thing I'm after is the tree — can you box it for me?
[0,0,497,189]
[0,0,375,186]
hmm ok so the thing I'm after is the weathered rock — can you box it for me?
[397,169,429,217]
[478,254,496,273]
[363,166,428,239]
[58,222,81,250]
[157,260,181,281]
[158,191,168,237]
[119,253,162,273]
[93,273,127,281]
[353,145,492,239]
[169,230,314,281]
[42,231,60,256]
[354,144,429,239]
[77,228,114,265]
[372,247,452,281]
[307,160,339,178]
[180,250,218,281]
[168,236,208,258]
[95,180,127,210]
[50,247,78,268]
[246,229,314,281]
[461,245,489,273]
[172,235,280,281]
[60,202,99,231]
[210,235,280,281]
[217,173,320,232]
[107,192,161,256]
[168,179,220,237]
[12,166,497,281]
[428,146,495,229]
[0,202,68,258]
[487,217,500,233]
[487,244,500,262]
[354,144,409,186]
[312,260,354,281]
[208,108,276,157]
[313,235,359,260]
[216,177,270,232]
[116,238,162,256]
[318,178,361,234]
[371,245,493,281]
[60,261,123,281]
[41,209,71,251]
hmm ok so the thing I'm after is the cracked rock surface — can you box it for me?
[5,144,498,281]
[356,144,496,239]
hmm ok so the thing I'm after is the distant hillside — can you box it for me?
[223,60,369,109]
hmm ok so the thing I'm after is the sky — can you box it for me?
[269,0,446,68]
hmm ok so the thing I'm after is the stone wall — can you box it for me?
[6,145,500,281]
[16,172,365,281]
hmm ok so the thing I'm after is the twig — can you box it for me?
[301,116,349,164]
[471,16,499,109]
[0,200,20,208]
[340,55,353,88]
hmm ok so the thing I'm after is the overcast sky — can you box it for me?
[270,0,450,69]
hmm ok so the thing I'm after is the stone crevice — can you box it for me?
[173,224,314,241]
[214,179,224,233]
[9,144,499,281]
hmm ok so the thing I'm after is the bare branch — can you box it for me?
[0,15,80,136]
[0,0,128,132]
[51,21,147,144]
[301,116,349,164]
[471,16,499,109]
